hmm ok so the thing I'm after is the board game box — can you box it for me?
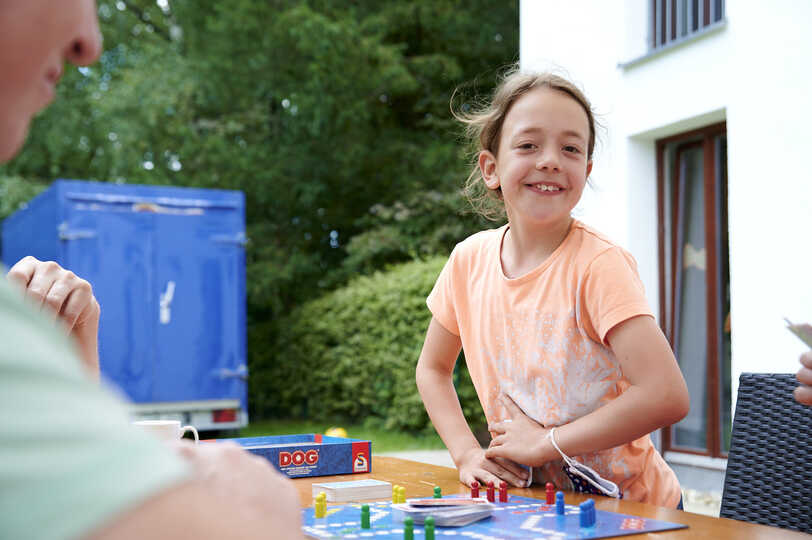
[207,433,371,478]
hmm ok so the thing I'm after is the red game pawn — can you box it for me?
[545,482,555,505]
[486,481,495,502]
[498,481,508,502]
[470,480,480,499]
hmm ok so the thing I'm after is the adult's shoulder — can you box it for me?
[0,279,191,540]
[0,276,82,378]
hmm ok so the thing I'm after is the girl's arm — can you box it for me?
[416,317,528,487]
[487,314,689,465]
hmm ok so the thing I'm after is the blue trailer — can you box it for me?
[2,179,248,430]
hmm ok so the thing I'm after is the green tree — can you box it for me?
[3,0,515,313]
[1,1,517,421]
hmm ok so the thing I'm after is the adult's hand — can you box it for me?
[795,351,812,406]
[87,441,305,539]
[7,256,100,380]
[172,441,303,537]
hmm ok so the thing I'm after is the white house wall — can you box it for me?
[520,1,812,401]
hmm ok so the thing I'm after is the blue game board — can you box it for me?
[302,494,687,539]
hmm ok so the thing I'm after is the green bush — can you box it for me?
[249,255,485,434]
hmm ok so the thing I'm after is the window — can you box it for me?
[657,122,731,458]
[651,0,725,50]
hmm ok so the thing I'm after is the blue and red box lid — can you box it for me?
[206,433,372,478]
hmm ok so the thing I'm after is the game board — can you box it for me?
[302,494,687,539]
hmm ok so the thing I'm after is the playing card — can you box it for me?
[785,318,812,348]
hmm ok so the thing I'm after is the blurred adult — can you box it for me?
[0,2,303,538]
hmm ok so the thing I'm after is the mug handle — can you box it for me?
[181,425,199,443]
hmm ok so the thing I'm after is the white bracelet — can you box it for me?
[546,426,622,498]
[546,427,574,465]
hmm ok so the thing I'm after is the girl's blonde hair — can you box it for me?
[455,66,597,221]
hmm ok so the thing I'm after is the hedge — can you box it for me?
[248,256,485,434]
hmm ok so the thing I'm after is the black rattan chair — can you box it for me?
[720,373,811,533]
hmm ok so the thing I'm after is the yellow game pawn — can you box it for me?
[392,485,401,504]
[315,491,327,518]
[398,486,407,504]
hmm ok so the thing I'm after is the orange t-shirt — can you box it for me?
[427,220,681,508]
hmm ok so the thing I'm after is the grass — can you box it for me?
[238,419,447,453]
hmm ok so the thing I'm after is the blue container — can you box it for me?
[2,179,248,429]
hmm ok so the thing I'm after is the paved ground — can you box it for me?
[378,449,455,468]
[378,449,720,517]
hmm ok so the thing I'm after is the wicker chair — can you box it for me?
[720,373,811,533]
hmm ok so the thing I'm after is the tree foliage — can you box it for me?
[1,0,517,422]
[3,0,514,308]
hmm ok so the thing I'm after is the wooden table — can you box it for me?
[293,456,809,539]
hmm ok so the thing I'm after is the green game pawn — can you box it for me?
[433,486,442,499]
[360,504,370,529]
[424,516,435,540]
[403,517,414,540]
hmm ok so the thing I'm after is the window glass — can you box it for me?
[672,144,708,450]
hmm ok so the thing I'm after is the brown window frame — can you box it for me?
[656,121,728,458]
[651,0,725,50]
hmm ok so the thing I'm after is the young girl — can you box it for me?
[415,68,690,509]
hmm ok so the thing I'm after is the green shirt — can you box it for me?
[0,279,190,540]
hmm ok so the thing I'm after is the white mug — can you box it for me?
[132,420,199,443]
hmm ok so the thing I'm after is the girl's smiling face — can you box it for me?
[479,87,592,230]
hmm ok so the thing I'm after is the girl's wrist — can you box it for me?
[451,441,482,468]
[537,427,561,464]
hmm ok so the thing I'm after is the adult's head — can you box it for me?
[0,0,102,162]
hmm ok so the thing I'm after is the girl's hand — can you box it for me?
[456,446,529,488]
[485,394,551,467]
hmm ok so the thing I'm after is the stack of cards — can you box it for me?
[392,497,495,527]
[311,479,392,502]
